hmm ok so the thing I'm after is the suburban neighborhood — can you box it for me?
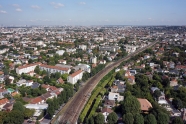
[0,26,186,124]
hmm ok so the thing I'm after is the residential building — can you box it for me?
[137,98,152,112]
[67,70,83,84]
[16,62,41,75]
[39,64,71,74]
[90,56,97,64]
[108,92,124,102]
[79,45,87,51]
[101,107,113,123]
[0,98,9,111]
[73,64,91,73]
[56,50,65,56]
[104,99,115,108]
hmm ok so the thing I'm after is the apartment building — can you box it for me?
[16,62,42,75]
[67,70,83,84]
[39,64,71,74]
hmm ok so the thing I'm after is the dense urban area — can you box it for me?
[0,26,186,124]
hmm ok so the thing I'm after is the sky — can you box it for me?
[0,0,186,26]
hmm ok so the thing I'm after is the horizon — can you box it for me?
[0,0,186,26]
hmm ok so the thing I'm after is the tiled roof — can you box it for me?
[101,107,113,113]
[17,62,41,69]
[0,98,9,105]
[40,64,69,71]
[70,70,83,77]
[57,77,64,84]
[30,97,43,104]
[137,98,152,111]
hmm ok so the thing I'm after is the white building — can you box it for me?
[79,45,87,51]
[56,50,65,56]
[35,41,44,46]
[67,70,83,84]
[74,64,91,73]
[124,45,137,53]
[90,56,97,64]
[0,48,9,54]
[16,79,33,87]
[16,62,42,75]
[101,108,113,123]
[108,92,124,102]
[39,64,70,74]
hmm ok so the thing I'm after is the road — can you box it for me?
[51,41,159,124]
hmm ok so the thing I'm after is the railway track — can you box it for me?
[52,41,159,124]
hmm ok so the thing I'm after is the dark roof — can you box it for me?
[31,82,40,89]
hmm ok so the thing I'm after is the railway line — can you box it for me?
[52,41,159,124]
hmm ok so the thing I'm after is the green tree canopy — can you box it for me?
[134,113,144,124]
[123,113,134,124]
[144,114,157,124]
[24,108,35,119]
[94,113,105,124]
[157,112,169,124]
[13,101,25,112]
[172,117,184,124]
[122,95,140,115]
[107,112,118,124]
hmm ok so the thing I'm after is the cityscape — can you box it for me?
[0,1,186,124]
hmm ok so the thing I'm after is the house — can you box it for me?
[0,88,8,99]
[56,50,65,56]
[25,104,48,110]
[73,64,91,73]
[2,103,13,111]
[16,62,41,75]
[108,92,124,102]
[104,99,115,108]
[79,45,87,51]
[67,70,83,84]
[170,78,178,87]
[90,56,97,64]
[39,64,71,74]
[101,108,113,123]
[111,85,118,93]
[0,98,9,110]
[31,82,40,89]
[137,98,152,112]
[30,97,44,104]
[16,79,33,87]
[58,59,67,64]
[57,77,64,84]
[112,80,125,93]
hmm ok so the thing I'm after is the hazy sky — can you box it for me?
[0,0,186,26]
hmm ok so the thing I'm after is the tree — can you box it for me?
[94,113,105,124]
[172,98,183,110]
[24,108,35,119]
[123,113,134,124]
[13,101,25,112]
[172,117,184,124]
[134,114,144,124]
[157,112,169,124]
[107,112,118,124]
[144,114,157,124]
[87,116,94,124]
[28,59,33,64]
[5,110,24,124]
[122,95,140,115]
[55,72,61,79]
[61,73,68,81]
[153,90,161,101]
[34,66,40,74]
